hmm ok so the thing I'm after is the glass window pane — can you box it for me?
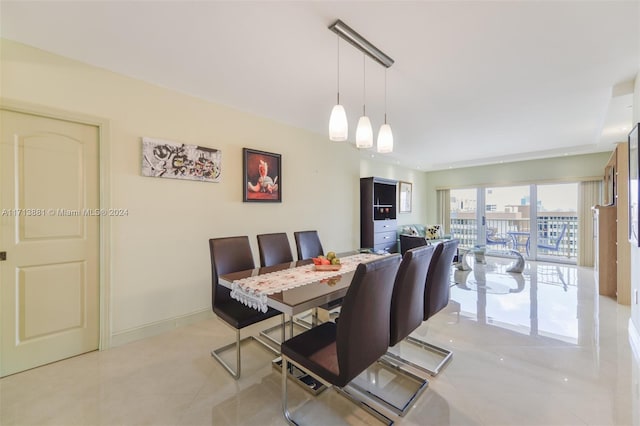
[485,186,530,252]
[536,183,578,261]
[450,188,477,249]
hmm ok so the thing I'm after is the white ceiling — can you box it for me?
[1,1,638,170]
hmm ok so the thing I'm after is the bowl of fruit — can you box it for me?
[312,252,342,271]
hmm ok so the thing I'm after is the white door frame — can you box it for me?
[0,98,112,350]
[477,188,486,247]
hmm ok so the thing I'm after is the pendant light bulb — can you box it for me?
[356,115,373,148]
[329,35,348,141]
[377,122,393,153]
[377,69,393,153]
[356,54,373,149]
[329,103,348,141]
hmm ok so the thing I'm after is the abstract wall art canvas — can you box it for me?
[142,137,221,182]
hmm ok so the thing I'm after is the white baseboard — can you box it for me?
[110,308,214,348]
[630,319,640,363]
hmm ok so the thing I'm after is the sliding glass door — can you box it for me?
[449,183,578,263]
[484,185,531,252]
[450,188,478,249]
[536,183,578,261]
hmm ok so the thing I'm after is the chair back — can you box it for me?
[294,230,324,260]
[399,234,429,255]
[336,254,401,385]
[390,245,435,346]
[257,233,293,267]
[209,236,255,308]
[540,223,567,250]
[486,228,509,246]
[424,239,458,320]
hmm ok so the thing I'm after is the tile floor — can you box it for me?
[1,258,639,425]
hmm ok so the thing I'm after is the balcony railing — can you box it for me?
[450,216,578,261]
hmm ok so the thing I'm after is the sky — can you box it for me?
[452,183,578,212]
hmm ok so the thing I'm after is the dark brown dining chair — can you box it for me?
[257,232,294,267]
[293,230,324,260]
[209,236,282,379]
[424,239,458,322]
[399,234,429,255]
[390,245,435,347]
[256,232,298,343]
[387,245,435,414]
[294,230,344,325]
[348,245,435,417]
[281,254,401,425]
[406,238,459,376]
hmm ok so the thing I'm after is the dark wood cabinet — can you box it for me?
[360,177,397,253]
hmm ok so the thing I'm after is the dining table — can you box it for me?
[218,251,383,316]
[217,251,388,394]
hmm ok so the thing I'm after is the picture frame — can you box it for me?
[141,137,221,182]
[604,163,615,206]
[243,148,281,203]
[629,123,639,246]
[399,181,412,213]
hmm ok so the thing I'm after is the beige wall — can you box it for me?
[1,39,367,339]
[422,153,610,221]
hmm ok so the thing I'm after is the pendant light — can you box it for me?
[377,69,393,153]
[328,20,395,148]
[329,35,348,141]
[356,54,373,149]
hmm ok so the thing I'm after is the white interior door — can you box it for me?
[0,109,100,377]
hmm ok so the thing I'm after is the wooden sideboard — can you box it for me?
[595,143,631,304]
[593,204,617,297]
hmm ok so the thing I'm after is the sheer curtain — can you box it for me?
[577,180,602,267]
[437,189,451,234]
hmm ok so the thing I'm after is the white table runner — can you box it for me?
[230,253,381,312]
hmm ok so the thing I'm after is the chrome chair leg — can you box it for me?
[261,313,317,346]
[381,351,431,380]
[211,327,279,379]
[334,386,395,425]
[345,356,428,417]
[211,329,243,379]
[282,314,286,344]
[259,314,288,348]
[404,336,453,376]
[292,305,342,330]
[281,355,395,425]
[282,356,300,426]
[291,310,315,330]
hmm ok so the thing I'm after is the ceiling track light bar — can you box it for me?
[329,19,394,68]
